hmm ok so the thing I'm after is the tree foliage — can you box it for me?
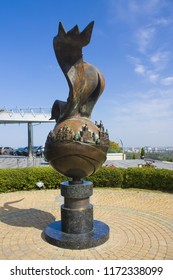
[140,147,145,159]
[108,140,122,153]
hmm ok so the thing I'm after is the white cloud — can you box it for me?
[153,17,172,26]
[149,51,170,72]
[161,77,173,86]
[107,87,173,124]
[108,0,166,23]
[127,55,140,64]
[128,48,172,84]
[125,1,172,83]
[134,64,145,75]
[136,27,155,53]
[147,72,159,83]
[106,0,173,145]
[150,51,168,63]
[129,0,162,15]
[106,87,173,146]
[128,56,159,83]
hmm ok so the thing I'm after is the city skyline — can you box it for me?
[0,0,173,147]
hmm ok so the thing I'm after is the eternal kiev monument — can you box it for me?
[44,21,110,249]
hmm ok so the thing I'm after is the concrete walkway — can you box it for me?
[0,188,173,260]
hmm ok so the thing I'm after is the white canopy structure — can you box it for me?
[0,107,55,157]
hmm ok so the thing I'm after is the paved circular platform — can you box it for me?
[0,188,173,260]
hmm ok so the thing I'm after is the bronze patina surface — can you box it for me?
[44,21,109,180]
[44,22,109,249]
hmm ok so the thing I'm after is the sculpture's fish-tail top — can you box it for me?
[50,21,105,123]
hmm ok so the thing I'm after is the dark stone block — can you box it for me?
[60,181,93,198]
[61,204,93,234]
[44,220,110,249]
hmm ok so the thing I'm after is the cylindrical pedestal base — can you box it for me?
[44,220,109,249]
[61,204,93,234]
[44,180,109,249]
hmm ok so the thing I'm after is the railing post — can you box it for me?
[28,122,33,157]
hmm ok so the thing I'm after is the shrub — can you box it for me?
[122,168,173,192]
[87,166,124,188]
[0,167,66,193]
[0,166,173,193]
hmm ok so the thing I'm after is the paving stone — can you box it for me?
[0,189,173,260]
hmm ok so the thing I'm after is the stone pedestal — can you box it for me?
[44,180,109,249]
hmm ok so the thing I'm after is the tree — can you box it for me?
[108,141,123,153]
[140,147,145,159]
[132,153,137,159]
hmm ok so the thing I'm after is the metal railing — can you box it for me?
[0,107,54,123]
[0,107,51,116]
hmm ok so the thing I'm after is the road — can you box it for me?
[0,155,173,170]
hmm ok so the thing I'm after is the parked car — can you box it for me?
[22,147,29,156]
[28,146,44,157]
[13,147,27,156]
[19,146,45,157]
[5,145,44,157]
[138,160,156,169]
[0,146,4,155]
[35,146,44,157]
[0,146,15,155]
[3,147,15,155]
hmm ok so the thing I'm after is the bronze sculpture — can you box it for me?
[44,21,109,249]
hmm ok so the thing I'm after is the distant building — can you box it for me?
[106,153,126,160]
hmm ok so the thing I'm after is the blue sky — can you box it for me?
[0,0,173,148]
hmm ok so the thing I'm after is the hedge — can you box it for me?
[0,167,66,193]
[86,167,123,188]
[0,166,173,193]
[122,167,173,192]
